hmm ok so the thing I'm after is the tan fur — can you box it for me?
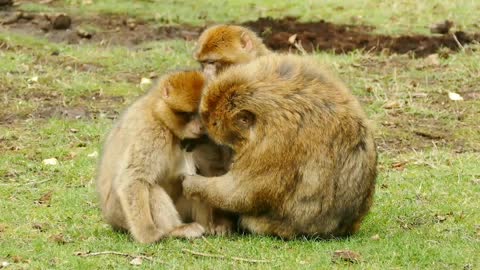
[96,70,208,243]
[194,24,271,75]
[180,136,236,235]
[183,54,377,239]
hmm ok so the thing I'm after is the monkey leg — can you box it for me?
[150,186,205,239]
[240,215,297,240]
[183,174,263,214]
[117,179,165,243]
[102,190,128,231]
[150,185,183,231]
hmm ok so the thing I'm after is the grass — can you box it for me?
[1,0,480,269]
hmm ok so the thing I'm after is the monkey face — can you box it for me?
[199,108,256,149]
[181,114,206,139]
[194,25,256,76]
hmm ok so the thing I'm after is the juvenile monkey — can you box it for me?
[96,70,209,243]
[194,24,271,76]
[183,54,377,239]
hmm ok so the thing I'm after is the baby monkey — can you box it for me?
[97,70,210,243]
[194,24,271,76]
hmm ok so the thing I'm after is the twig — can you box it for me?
[182,248,271,263]
[74,251,153,261]
[0,179,53,186]
[451,33,465,51]
[293,40,307,55]
[201,236,222,254]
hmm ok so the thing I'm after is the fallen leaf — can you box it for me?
[383,101,400,109]
[87,151,98,158]
[332,250,361,264]
[391,161,407,171]
[288,34,297,44]
[77,27,93,39]
[412,92,428,98]
[435,214,447,222]
[42,158,58,166]
[32,222,48,232]
[130,257,143,266]
[50,233,70,244]
[414,130,445,140]
[140,77,152,86]
[0,224,6,233]
[11,256,24,263]
[35,191,53,205]
[424,54,440,67]
[28,76,39,83]
[371,234,380,240]
[448,91,464,101]
[472,179,480,185]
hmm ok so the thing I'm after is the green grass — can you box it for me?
[1,0,480,269]
[19,0,480,34]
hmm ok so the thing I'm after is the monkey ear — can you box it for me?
[235,110,255,129]
[240,32,253,52]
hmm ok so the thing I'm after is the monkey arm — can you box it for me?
[182,173,263,214]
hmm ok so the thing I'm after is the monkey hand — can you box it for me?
[182,175,206,200]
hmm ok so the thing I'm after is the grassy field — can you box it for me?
[1,0,479,269]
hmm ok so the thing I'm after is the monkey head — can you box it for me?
[155,71,206,139]
[194,25,269,76]
[198,73,260,151]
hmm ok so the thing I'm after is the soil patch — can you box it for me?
[2,10,480,56]
[245,17,480,57]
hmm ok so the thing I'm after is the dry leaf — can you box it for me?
[371,234,380,240]
[288,34,297,44]
[36,191,53,205]
[28,76,39,83]
[424,54,440,67]
[448,92,464,101]
[130,257,143,266]
[383,101,400,109]
[0,224,6,233]
[87,151,98,158]
[435,214,447,222]
[42,158,58,166]
[140,77,152,86]
[32,222,48,232]
[50,233,70,244]
[391,161,407,170]
[332,250,361,263]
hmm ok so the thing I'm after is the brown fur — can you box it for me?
[194,24,271,75]
[183,54,377,239]
[96,70,210,243]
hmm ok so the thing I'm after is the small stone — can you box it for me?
[42,158,58,166]
[76,27,93,39]
[52,14,71,30]
[130,257,143,266]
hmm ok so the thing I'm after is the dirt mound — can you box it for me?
[244,17,480,57]
[2,10,479,56]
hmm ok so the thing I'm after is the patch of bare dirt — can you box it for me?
[245,17,480,57]
[0,88,123,125]
[2,9,480,56]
